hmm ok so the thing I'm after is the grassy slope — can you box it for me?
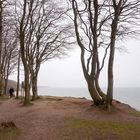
[61,119,140,140]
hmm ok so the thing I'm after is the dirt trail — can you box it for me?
[0,97,140,140]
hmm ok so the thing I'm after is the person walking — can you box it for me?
[9,88,14,98]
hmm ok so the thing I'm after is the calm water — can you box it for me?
[38,87,140,111]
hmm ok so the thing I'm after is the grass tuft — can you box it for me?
[0,127,20,140]
[63,119,140,140]
[46,97,63,101]
[0,95,9,101]
[128,109,140,117]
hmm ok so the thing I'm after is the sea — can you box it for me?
[38,86,140,111]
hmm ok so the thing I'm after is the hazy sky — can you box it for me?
[7,0,140,89]
[38,39,140,88]
[9,39,140,88]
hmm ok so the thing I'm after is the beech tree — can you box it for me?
[71,0,109,105]
[2,33,18,95]
[106,0,140,110]
[17,0,32,105]
[71,0,140,109]
[0,0,18,95]
[0,0,4,95]
[27,0,72,101]
[15,0,73,104]
[16,50,20,98]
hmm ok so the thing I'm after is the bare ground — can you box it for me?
[0,96,140,140]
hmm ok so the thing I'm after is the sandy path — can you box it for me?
[0,98,85,140]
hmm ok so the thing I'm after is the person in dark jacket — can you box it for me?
[9,88,14,98]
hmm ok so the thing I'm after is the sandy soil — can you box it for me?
[0,96,140,140]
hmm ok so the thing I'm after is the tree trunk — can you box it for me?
[16,52,20,99]
[95,73,106,101]
[20,35,30,105]
[106,8,119,110]
[80,51,103,105]
[19,0,31,105]
[106,48,114,111]
[4,76,8,95]
[95,54,106,101]
[80,48,103,105]
[87,79,103,105]
[24,68,30,105]
[106,38,115,110]
[31,74,38,101]
[0,1,3,96]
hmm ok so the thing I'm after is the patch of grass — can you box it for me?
[15,96,24,100]
[46,97,63,101]
[23,102,34,107]
[0,127,20,140]
[18,100,34,107]
[129,109,140,117]
[0,95,9,101]
[64,119,140,140]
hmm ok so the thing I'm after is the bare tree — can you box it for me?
[71,0,109,105]
[106,0,140,110]
[0,0,4,95]
[27,1,73,100]
[0,0,18,95]
[17,0,31,105]
[16,49,20,99]
[15,0,73,103]
[71,0,140,108]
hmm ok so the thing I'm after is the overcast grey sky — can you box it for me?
[9,39,140,88]
[36,39,140,88]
